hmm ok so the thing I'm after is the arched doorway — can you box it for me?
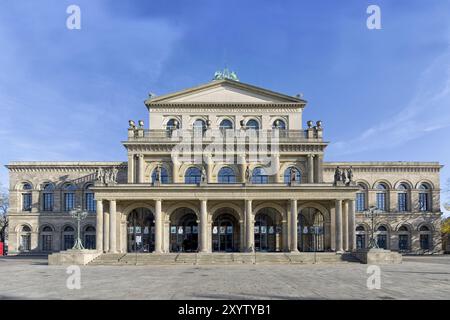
[170,208,198,252]
[127,208,155,253]
[297,208,325,252]
[356,225,366,249]
[212,209,240,252]
[254,208,283,252]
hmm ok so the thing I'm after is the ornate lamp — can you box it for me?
[69,205,88,250]
[363,206,383,249]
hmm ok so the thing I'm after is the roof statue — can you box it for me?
[213,68,239,81]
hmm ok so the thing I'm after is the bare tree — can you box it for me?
[0,183,9,243]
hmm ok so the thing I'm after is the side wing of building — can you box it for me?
[324,162,442,253]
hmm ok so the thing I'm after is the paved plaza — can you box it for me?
[0,256,449,300]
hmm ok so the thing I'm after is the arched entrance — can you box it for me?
[127,208,155,253]
[254,208,283,252]
[170,208,198,252]
[297,208,325,252]
[212,208,240,252]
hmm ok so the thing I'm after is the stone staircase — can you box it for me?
[88,252,359,266]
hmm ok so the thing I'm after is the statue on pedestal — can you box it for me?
[347,166,354,185]
[245,166,251,183]
[334,166,342,184]
[201,166,207,183]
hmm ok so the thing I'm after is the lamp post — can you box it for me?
[363,206,382,249]
[70,205,88,250]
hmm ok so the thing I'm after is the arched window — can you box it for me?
[246,119,260,130]
[356,225,366,249]
[193,119,206,132]
[166,118,179,131]
[20,225,31,252]
[251,167,268,184]
[376,183,388,211]
[152,166,169,184]
[397,183,409,212]
[376,225,388,249]
[22,183,32,211]
[185,167,202,184]
[272,119,286,130]
[84,226,96,249]
[283,167,301,184]
[84,184,95,213]
[42,183,54,212]
[356,183,367,212]
[398,225,410,251]
[62,183,76,212]
[41,225,53,252]
[63,226,75,250]
[218,167,236,183]
[418,183,431,212]
[219,119,233,130]
[419,225,431,250]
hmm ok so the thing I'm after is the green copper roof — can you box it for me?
[213,68,239,81]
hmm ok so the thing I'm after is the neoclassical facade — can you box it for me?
[6,77,443,255]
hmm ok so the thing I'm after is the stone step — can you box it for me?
[89,252,358,265]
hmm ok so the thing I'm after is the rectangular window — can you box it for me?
[22,193,32,211]
[20,235,31,251]
[43,193,53,211]
[420,234,429,250]
[42,235,52,251]
[64,235,74,250]
[85,193,96,212]
[356,193,366,212]
[398,193,407,212]
[419,193,429,211]
[84,235,96,249]
[356,234,365,249]
[399,235,409,251]
[376,193,386,211]
[64,193,75,211]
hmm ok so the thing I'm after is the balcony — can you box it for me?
[127,128,323,143]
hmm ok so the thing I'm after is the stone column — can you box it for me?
[282,219,289,251]
[154,199,162,253]
[103,209,109,253]
[348,199,356,251]
[31,190,40,213]
[290,199,298,252]
[137,154,144,183]
[273,154,281,183]
[172,157,179,183]
[245,200,254,251]
[96,200,103,252]
[128,153,135,183]
[314,154,323,183]
[109,200,117,253]
[200,199,209,252]
[307,154,314,183]
[335,199,343,252]
[239,155,246,183]
[342,200,349,251]
[206,156,213,183]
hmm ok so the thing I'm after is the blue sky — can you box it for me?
[0,0,449,214]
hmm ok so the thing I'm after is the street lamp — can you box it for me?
[69,205,88,250]
[363,205,383,249]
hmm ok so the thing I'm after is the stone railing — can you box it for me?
[127,128,322,142]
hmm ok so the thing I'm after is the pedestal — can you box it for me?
[353,248,402,264]
[48,249,101,265]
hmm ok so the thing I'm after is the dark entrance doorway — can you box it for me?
[127,208,155,253]
[212,213,237,252]
[254,208,282,252]
[170,208,198,252]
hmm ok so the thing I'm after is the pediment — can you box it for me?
[145,80,305,105]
